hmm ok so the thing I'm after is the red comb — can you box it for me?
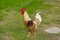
[21,8,26,15]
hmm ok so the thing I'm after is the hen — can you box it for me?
[21,8,42,37]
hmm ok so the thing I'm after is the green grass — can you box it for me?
[0,0,60,40]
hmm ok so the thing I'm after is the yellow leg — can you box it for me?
[33,32,36,38]
[33,32,37,40]
[27,32,30,37]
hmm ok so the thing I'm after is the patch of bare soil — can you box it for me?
[0,32,15,40]
[0,9,18,26]
[43,0,60,6]
[44,27,60,33]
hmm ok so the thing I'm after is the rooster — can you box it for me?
[21,8,42,37]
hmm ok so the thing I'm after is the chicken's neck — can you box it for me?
[23,11,31,21]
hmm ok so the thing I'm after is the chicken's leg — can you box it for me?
[27,32,31,37]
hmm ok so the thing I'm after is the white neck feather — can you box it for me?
[24,11,31,21]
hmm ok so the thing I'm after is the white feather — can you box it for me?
[35,11,42,23]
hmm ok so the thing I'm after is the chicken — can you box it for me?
[21,8,42,37]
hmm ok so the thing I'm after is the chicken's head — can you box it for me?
[21,8,26,15]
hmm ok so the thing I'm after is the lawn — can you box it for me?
[0,0,60,40]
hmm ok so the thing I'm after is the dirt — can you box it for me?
[0,9,18,26]
[0,32,15,40]
[44,27,60,33]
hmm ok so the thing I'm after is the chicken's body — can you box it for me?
[26,20,35,32]
[21,8,42,37]
[23,11,36,32]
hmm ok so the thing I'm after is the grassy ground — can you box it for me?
[0,0,60,40]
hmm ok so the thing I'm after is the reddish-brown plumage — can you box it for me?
[21,8,26,15]
[24,20,35,32]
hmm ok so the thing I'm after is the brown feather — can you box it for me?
[24,20,35,32]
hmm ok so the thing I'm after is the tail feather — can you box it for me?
[35,12,42,22]
[34,11,42,25]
